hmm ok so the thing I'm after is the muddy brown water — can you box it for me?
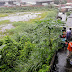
[52,49,72,72]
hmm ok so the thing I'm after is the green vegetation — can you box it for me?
[0,13,8,17]
[54,0,67,4]
[0,20,10,25]
[0,19,63,72]
[9,10,57,36]
[0,6,63,72]
[66,11,72,16]
[0,6,56,13]
[0,10,57,38]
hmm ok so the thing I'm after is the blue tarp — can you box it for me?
[61,38,66,41]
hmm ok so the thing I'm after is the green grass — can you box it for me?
[10,10,57,33]
[0,20,11,39]
[0,9,58,39]
[0,17,62,72]
[0,7,63,72]
[0,10,57,37]
[28,11,48,22]
[0,20,10,25]
[0,13,8,17]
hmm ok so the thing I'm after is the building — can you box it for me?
[67,0,72,3]
[0,0,54,7]
[0,0,20,6]
[35,0,54,5]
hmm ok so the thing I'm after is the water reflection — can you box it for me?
[53,50,72,72]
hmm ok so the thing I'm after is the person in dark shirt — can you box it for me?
[66,28,71,41]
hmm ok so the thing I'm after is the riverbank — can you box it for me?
[50,12,72,72]
[0,7,64,72]
[0,10,57,39]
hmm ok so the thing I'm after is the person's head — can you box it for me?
[62,30,66,32]
[69,28,71,30]
[63,27,66,30]
[62,30,64,31]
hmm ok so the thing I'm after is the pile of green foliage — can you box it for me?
[0,18,63,72]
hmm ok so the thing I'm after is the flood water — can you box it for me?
[0,12,42,32]
[0,24,14,32]
[0,12,41,22]
[52,49,72,72]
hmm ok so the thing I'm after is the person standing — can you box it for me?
[67,38,72,57]
[66,28,71,41]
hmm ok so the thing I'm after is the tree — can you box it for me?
[54,0,60,4]
[54,0,67,4]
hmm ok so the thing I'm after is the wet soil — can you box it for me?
[52,49,72,72]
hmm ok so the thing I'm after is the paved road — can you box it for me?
[66,13,72,30]
[52,13,72,72]
[55,13,72,72]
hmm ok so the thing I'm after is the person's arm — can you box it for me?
[67,43,70,51]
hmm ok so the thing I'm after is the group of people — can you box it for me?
[61,27,72,57]
[66,28,72,57]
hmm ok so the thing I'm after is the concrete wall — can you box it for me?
[36,0,53,2]
[36,0,53,5]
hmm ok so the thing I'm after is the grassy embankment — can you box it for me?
[0,6,63,72]
[0,6,57,39]
[0,20,10,25]
[0,14,8,17]
[0,11,49,38]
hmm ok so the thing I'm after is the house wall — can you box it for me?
[67,0,72,3]
[0,0,17,6]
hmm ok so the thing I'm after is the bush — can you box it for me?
[0,15,63,72]
[0,40,3,46]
